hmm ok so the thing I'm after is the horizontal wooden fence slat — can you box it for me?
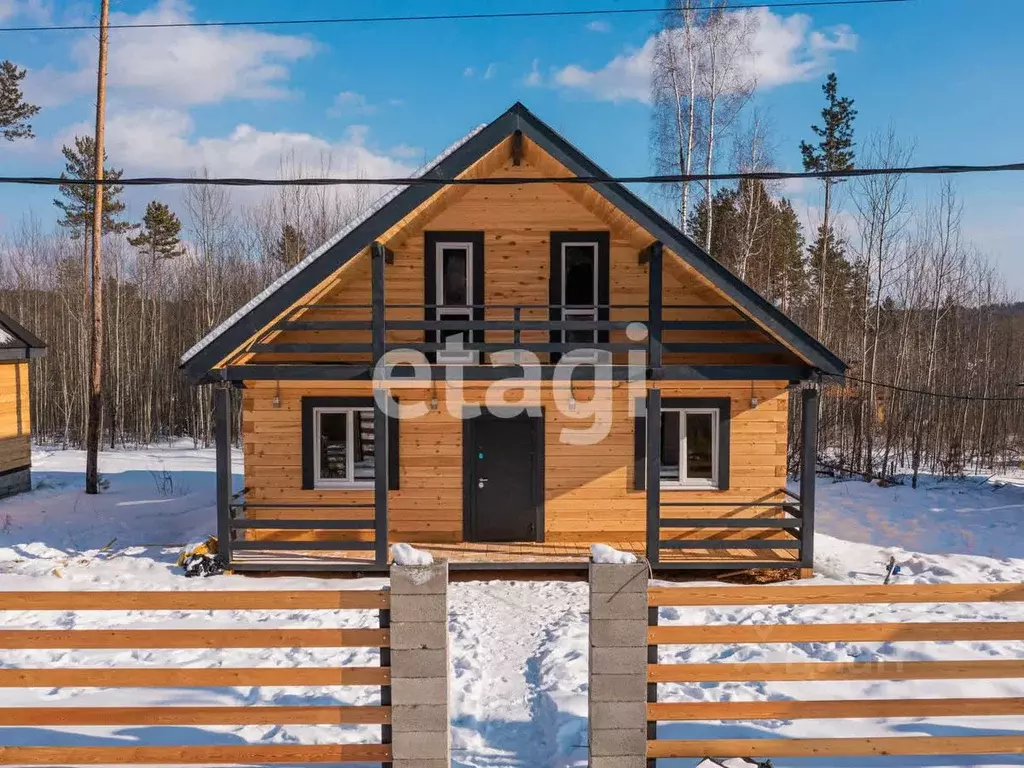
[647,583,1024,606]
[0,590,390,611]
[649,621,1024,645]
[646,735,1024,758]
[0,666,389,688]
[0,744,393,765]
[0,627,390,649]
[648,697,1024,721]
[648,659,1024,683]
[0,705,392,726]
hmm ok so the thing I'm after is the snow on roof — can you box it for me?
[0,322,16,348]
[180,123,488,366]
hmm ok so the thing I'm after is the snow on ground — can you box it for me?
[0,444,1022,767]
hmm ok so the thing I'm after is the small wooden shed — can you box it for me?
[0,310,45,498]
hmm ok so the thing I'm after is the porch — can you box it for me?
[227,538,801,573]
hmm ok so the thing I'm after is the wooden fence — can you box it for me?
[647,582,1024,761]
[0,589,394,765]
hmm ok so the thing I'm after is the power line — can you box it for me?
[825,372,1024,402]
[0,0,914,33]
[4,161,1023,188]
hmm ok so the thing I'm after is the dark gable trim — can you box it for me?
[0,309,47,356]
[634,396,731,491]
[548,231,610,362]
[184,101,844,382]
[300,396,399,491]
[424,231,485,350]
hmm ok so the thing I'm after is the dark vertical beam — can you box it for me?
[214,383,232,566]
[645,388,661,566]
[378,606,392,767]
[371,242,390,565]
[647,241,663,370]
[800,386,819,571]
[647,605,659,768]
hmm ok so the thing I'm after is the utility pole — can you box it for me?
[85,0,109,495]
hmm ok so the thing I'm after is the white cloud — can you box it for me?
[483,63,498,79]
[69,107,416,182]
[0,0,49,23]
[553,9,857,103]
[329,90,377,117]
[524,59,543,87]
[26,0,314,107]
[586,20,611,33]
[463,66,476,78]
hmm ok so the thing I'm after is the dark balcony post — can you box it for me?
[645,388,661,566]
[371,242,390,566]
[800,386,819,573]
[214,382,232,565]
[647,241,663,371]
[513,306,521,349]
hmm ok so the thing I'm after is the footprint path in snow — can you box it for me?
[449,580,588,768]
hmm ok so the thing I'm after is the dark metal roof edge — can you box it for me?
[0,308,47,353]
[181,111,520,382]
[506,102,846,375]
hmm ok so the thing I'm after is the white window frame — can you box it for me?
[435,242,477,364]
[660,407,719,490]
[560,241,599,361]
[313,406,375,490]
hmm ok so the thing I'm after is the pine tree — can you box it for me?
[0,60,40,142]
[275,224,308,268]
[800,72,856,341]
[53,136,130,238]
[128,201,184,260]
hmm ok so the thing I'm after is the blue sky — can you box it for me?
[1,0,1022,287]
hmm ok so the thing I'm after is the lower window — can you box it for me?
[661,408,718,489]
[314,407,375,488]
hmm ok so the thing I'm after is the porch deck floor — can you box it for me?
[229,540,800,571]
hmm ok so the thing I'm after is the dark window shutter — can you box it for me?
[718,405,731,491]
[388,412,400,490]
[301,398,315,490]
[596,232,610,343]
[634,398,646,491]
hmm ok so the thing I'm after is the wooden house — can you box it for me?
[181,103,846,574]
[0,310,45,498]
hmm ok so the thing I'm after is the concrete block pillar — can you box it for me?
[589,561,650,768]
[389,560,450,768]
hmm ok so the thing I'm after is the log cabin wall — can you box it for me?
[0,361,32,494]
[241,379,789,545]
[246,135,801,369]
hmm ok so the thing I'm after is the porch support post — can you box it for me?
[372,242,390,566]
[800,386,819,573]
[647,241,663,372]
[214,382,232,565]
[645,388,661,566]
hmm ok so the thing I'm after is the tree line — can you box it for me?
[3,5,1024,484]
[651,0,1024,484]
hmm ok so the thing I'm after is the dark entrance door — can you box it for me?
[465,412,542,542]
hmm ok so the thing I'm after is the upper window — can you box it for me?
[660,408,719,489]
[437,243,471,309]
[314,407,375,488]
[561,242,599,347]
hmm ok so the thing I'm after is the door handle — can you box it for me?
[478,477,488,489]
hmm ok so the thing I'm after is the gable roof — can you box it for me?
[181,101,845,380]
[0,309,46,361]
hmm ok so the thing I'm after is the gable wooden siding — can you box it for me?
[241,379,789,546]
[244,135,801,369]
[0,362,30,474]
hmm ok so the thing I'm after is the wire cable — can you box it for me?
[5,162,1024,188]
[0,0,915,33]
[825,372,1024,402]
